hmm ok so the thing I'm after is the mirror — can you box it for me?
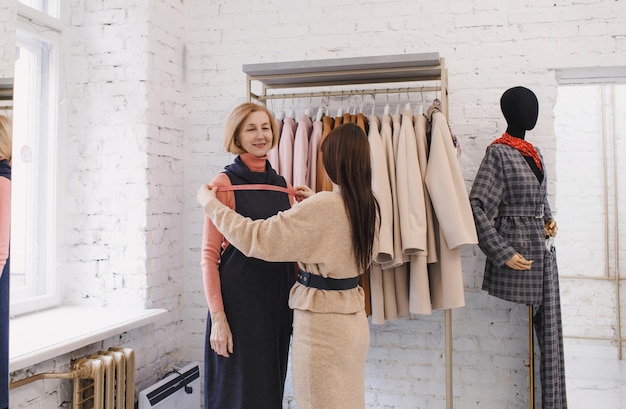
[555,83,626,406]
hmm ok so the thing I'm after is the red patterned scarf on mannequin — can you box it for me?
[491,133,542,171]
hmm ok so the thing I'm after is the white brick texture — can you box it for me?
[5,0,626,408]
[0,1,15,79]
[183,1,625,408]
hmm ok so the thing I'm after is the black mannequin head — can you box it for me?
[500,86,539,139]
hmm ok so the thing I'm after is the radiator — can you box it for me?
[10,346,135,409]
[137,361,200,409]
[72,347,135,409]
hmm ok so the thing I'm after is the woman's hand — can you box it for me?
[545,219,558,237]
[209,311,234,358]
[294,185,315,202]
[505,253,533,271]
[197,184,216,208]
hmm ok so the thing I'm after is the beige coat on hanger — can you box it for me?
[396,105,428,255]
[367,115,393,324]
[378,113,410,320]
[425,110,478,310]
[408,113,438,315]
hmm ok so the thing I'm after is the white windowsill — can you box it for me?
[9,306,169,373]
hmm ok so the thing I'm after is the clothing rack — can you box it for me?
[243,52,456,409]
[244,52,447,113]
[247,85,443,103]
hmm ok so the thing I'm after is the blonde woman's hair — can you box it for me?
[223,102,279,155]
[0,115,12,163]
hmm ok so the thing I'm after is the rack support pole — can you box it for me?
[445,309,452,409]
[529,305,535,409]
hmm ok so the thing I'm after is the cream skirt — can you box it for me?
[291,309,369,409]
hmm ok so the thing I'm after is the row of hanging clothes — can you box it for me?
[266,92,477,325]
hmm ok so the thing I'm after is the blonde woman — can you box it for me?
[0,115,11,409]
[200,103,295,409]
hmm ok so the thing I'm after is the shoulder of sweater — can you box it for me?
[311,190,342,203]
[292,191,342,212]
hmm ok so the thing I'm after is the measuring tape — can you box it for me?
[215,184,296,197]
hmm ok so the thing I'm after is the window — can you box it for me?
[11,4,62,315]
[18,0,60,19]
[555,84,626,279]
[555,78,626,351]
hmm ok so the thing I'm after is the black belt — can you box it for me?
[297,270,359,291]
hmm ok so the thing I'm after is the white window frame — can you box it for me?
[555,69,626,355]
[17,0,61,21]
[11,3,63,315]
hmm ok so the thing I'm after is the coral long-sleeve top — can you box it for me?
[0,160,10,275]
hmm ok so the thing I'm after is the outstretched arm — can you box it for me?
[197,184,332,264]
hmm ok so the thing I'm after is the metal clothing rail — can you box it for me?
[244,52,448,115]
[248,85,443,103]
[0,78,13,110]
[243,53,456,409]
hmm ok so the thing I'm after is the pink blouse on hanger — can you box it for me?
[278,115,297,185]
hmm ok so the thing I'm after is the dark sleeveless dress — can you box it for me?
[204,156,295,409]
[0,159,11,409]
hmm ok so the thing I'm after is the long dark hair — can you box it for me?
[321,123,379,274]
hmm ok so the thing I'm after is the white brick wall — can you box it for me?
[5,0,626,408]
[0,0,15,79]
[10,0,187,407]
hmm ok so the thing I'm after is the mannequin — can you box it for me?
[501,86,543,181]
[470,86,567,409]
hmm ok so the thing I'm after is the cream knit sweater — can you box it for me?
[204,190,365,314]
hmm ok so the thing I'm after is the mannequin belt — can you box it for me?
[498,204,544,219]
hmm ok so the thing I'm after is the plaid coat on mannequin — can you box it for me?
[469,143,553,304]
[470,142,568,408]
